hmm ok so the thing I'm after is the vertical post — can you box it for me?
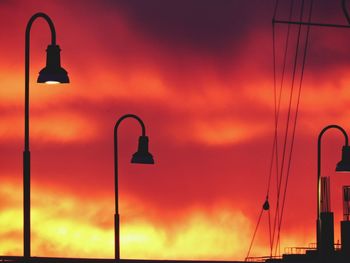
[114,114,146,260]
[114,130,120,260]
[24,13,31,259]
[317,140,321,250]
[23,13,57,258]
[23,151,30,258]
[319,177,334,255]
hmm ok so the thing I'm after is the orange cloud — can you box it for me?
[181,119,269,146]
[0,111,97,143]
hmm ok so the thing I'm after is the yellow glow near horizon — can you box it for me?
[0,180,315,260]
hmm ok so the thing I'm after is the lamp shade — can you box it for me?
[131,136,154,164]
[37,44,69,84]
[336,145,350,172]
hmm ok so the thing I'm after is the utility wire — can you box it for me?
[273,0,305,256]
[269,0,283,253]
[267,0,280,253]
[268,208,272,257]
[245,207,264,261]
[270,0,295,256]
[247,0,282,258]
[276,0,313,253]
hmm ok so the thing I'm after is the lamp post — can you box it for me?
[114,114,154,260]
[24,12,69,258]
[317,125,350,251]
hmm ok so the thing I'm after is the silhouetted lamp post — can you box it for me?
[317,125,350,250]
[114,114,154,260]
[23,13,69,258]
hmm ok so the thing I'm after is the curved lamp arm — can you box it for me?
[114,114,146,137]
[26,13,56,45]
[114,113,147,212]
[318,125,349,181]
[317,124,348,249]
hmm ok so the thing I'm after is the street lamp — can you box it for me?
[23,12,69,258]
[114,114,154,260]
[317,125,350,251]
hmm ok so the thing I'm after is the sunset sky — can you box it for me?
[2,0,350,260]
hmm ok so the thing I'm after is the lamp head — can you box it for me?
[336,145,350,172]
[37,44,69,84]
[131,136,154,164]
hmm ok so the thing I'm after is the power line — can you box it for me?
[274,0,306,255]
[276,0,313,253]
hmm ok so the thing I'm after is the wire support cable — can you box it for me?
[275,0,313,255]
[270,0,296,256]
[273,0,306,254]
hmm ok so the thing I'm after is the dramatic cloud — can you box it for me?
[1,0,350,260]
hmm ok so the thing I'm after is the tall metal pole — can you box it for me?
[24,13,56,258]
[317,125,348,250]
[114,114,146,260]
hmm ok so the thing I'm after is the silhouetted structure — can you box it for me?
[23,12,69,259]
[340,186,350,256]
[249,1,350,260]
[114,114,154,260]
[316,125,350,252]
[245,126,350,262]
[319,177,334,255]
